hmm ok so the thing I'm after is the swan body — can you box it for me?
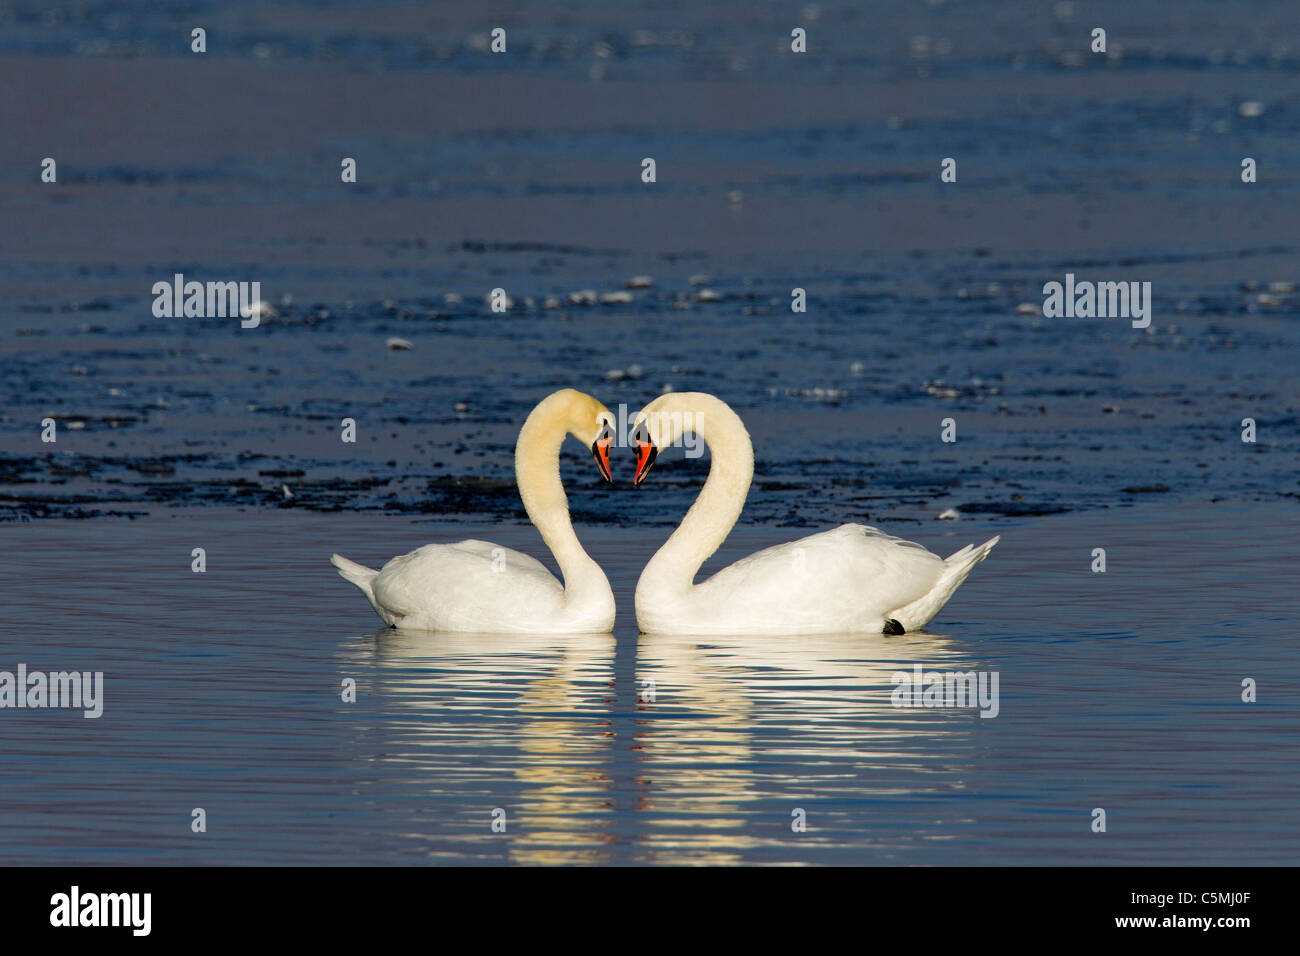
[631,393,998,635]
[332,389,616,633]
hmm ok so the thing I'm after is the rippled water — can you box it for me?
[3,0,1298,524]
[0,505,1294,865]
[0,0,1296,865]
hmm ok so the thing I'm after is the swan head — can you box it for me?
[630,392,696,486]
[554,388,615,483]
[630,392,750,486]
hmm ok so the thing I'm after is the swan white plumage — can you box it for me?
[630,392,999,636]
[331,388,617,633]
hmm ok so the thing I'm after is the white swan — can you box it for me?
[630,392,999,635]
[331,389,617,633]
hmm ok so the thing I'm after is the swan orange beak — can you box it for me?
[633,440,658,486]
[591,436,612,483]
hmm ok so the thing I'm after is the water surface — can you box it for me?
[0,0,1296,865]
[0,504,1293,865]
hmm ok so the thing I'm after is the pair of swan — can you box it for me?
[331,389,999,635]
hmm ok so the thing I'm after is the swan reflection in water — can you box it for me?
[345,629,617,865]
[630,631,981,864]
[341,628,987,865]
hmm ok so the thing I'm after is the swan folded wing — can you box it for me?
[371,540,561,622]
[838,523,948,595]
[844,524,937,554]
[696,525,946,625]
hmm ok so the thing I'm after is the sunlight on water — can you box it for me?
[0,505,1295,865]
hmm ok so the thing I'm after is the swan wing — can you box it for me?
[695,525,948,631]
[371,539,562,627]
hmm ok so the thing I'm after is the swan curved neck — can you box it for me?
[642,398,753,592]
[515,403,603,598]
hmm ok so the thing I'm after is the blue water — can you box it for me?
[0,505,1295,865]
[0,0,1296,864]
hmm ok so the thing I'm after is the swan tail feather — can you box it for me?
[331,553,397,623]
[331,553,379,599]
[891,535,1000,631]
